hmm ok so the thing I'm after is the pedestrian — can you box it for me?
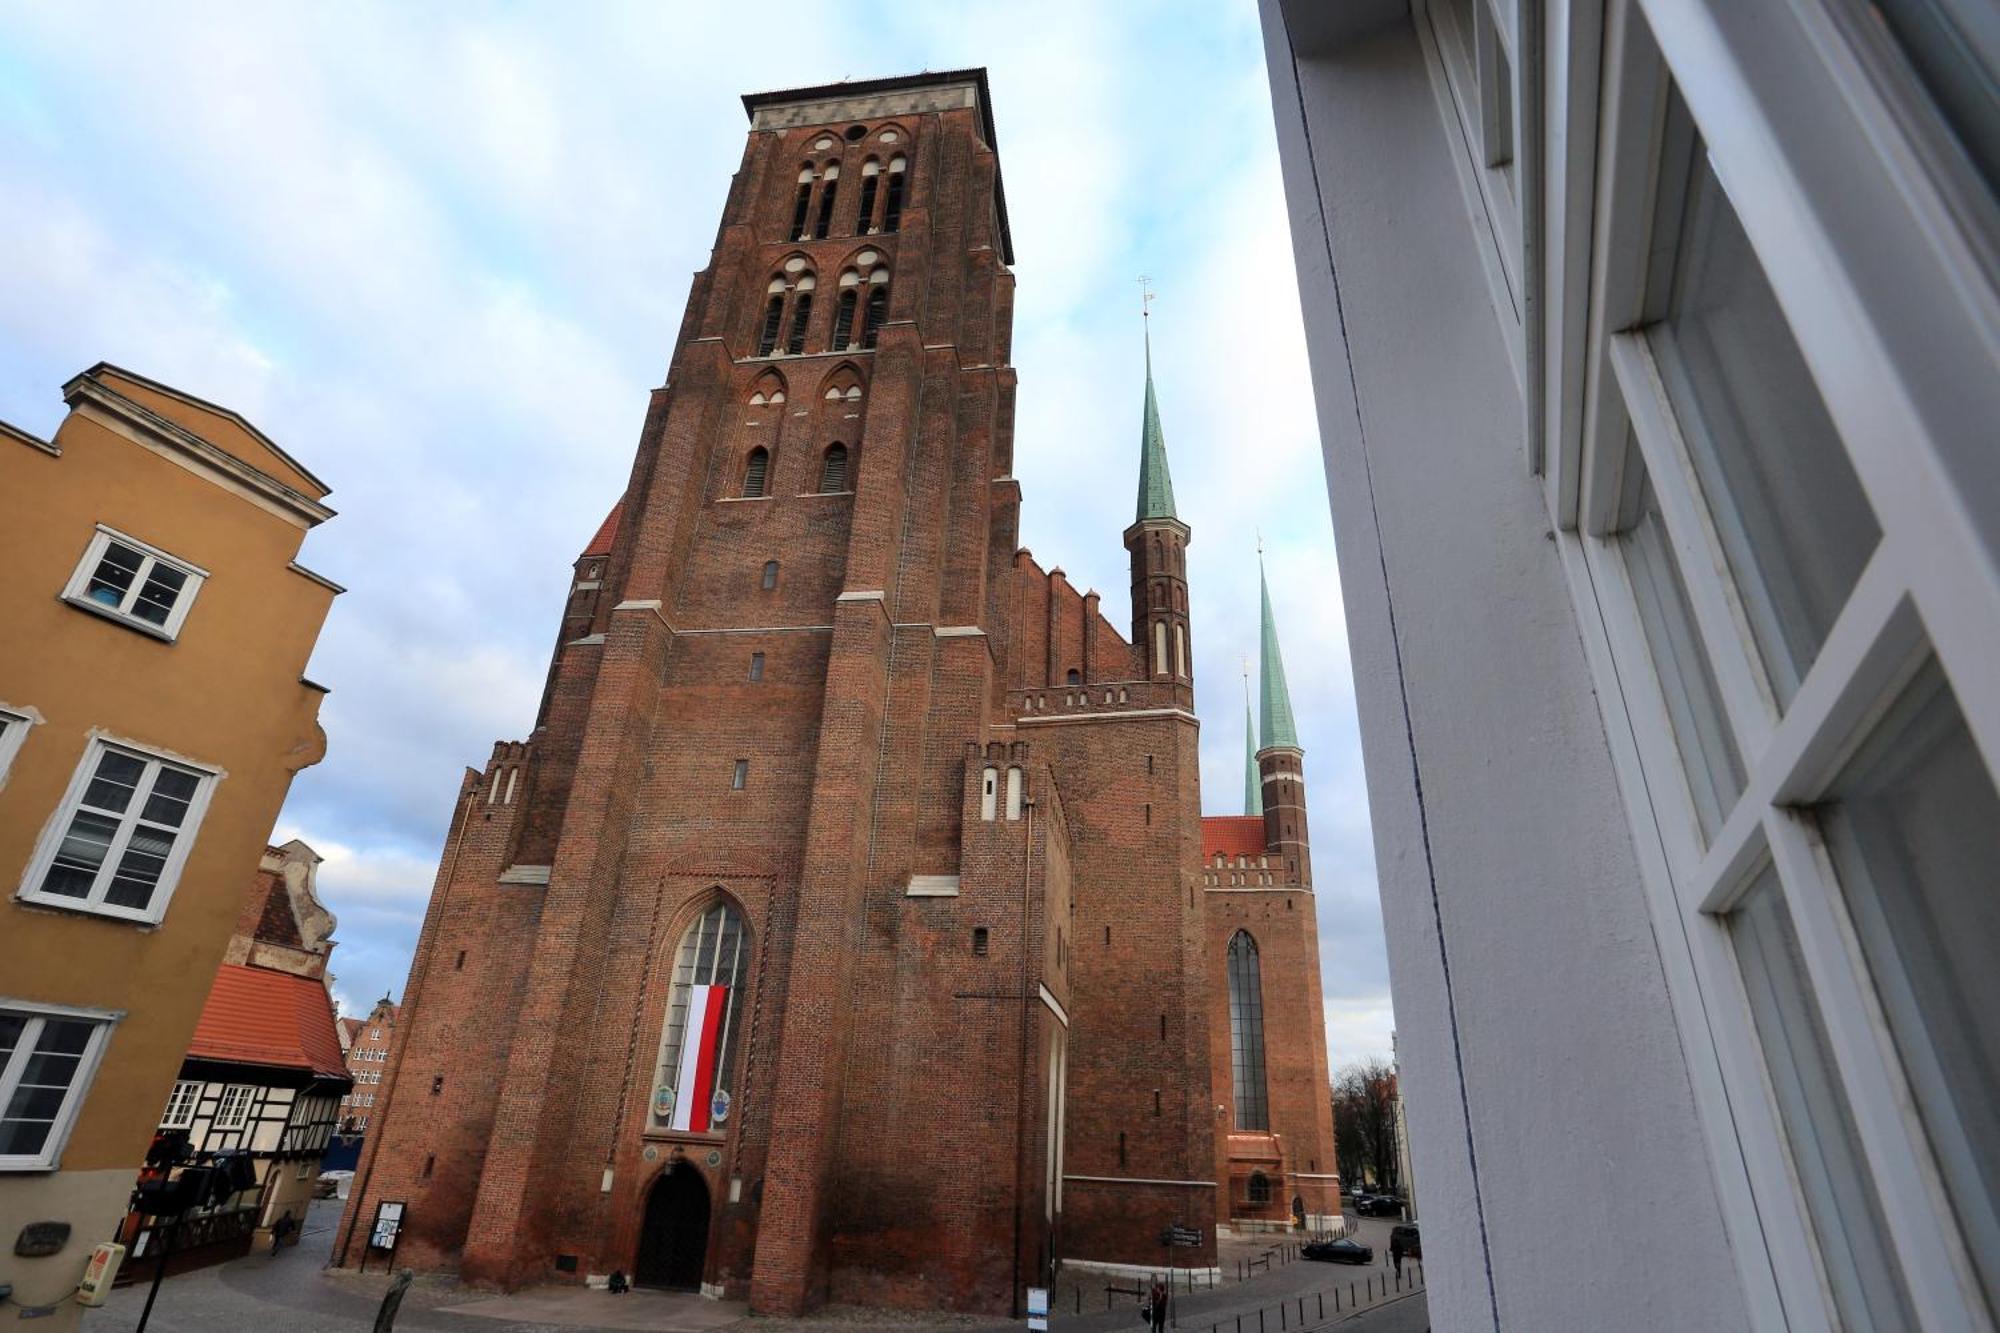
[1147,1275,1169,1332]
[269,1209,298,1257]
[1390,1232,1404,1279]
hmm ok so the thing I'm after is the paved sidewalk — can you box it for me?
[83,1199,1425,1333]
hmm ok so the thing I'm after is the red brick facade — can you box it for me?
[335,69,1338,1317]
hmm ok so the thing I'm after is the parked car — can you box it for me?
[1303,1237,1375,1265]
[1389,1223,1422,1260]
[1354,1194,1402,1217]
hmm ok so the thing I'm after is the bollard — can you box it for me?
[1318,1292,1324,1319]
[1280,1302,1287,1329]
[373,1270,414,1333]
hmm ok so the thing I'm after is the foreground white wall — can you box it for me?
[1257,5,1749,1329]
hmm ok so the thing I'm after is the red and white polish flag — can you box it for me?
[671,984,729,1133]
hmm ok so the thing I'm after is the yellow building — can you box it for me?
[0,364,337,1323]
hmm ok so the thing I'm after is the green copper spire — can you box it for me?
[1135,321,1178,522]
[1258,555,1300,751]
[1243,667,1263,816]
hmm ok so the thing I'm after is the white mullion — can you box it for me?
[117,552,158,618]
[0,1016,42,1109]
[1553,530,1793,1328]
[1901,535,2000,802]
[1696,545,1912,913]
[1762,810,1981,1330]
[1610,332,1775,757]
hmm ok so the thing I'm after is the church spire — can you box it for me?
[1135,311,1178,522]
[1243,663,1263,816]
[1258,552,1299,751]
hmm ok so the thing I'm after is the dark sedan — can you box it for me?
[1302,1237,1374,1265]
[1353,1194,1403,1217]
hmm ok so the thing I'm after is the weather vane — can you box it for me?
[1139,275,1154,320]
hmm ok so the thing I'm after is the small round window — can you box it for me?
[844,124,867,141]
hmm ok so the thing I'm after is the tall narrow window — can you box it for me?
[756,292,784,357]
[882,157,907,232]
[834,284,859,350]
[813,169,839,239]
[749,652,765,681]
[819,444,849,493]
[741,447,769,498]
[731,759,748,790]
[785,292,813,355]
[761,560,779,590]
[789,169,814,241]
[1227,931,1270,1130]
[857,161,881,233]
[861,282,888,350]
[648,900,749,1133]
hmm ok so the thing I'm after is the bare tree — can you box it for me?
[1331,1059,1399,1192]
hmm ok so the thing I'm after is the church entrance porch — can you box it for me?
[636,1161,711,1291]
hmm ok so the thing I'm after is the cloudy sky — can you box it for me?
[0,2,1394,1065]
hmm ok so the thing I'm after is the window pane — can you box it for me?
[85,542,142,607]
[1649,143,1879,705]
[1819,661,2000,1317]
[1731,868,1916,1331]
[1619,459,1745,841]
[131,563,187,626]
[82,751,146,814]
[141,768,199,827]
[106,824,175,909]
[42,810,119,898]
[1867,0,2000,201]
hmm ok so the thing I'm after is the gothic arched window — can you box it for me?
[882,156,907,233]
[742,447,769,498]
[756,285,785,357]
[819,443,849,493]
[834,283,859,350]
[857,160,882,234]
[1227,930,1270,1130]
[861,274,889,350]
[789,166,815,241]
[647,900,749,1133]
[813,164,840,239]
[786,286,814,355]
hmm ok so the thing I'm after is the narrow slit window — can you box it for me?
[857,162,881,233]
[813,175,838,239]
[756,294,784,357]
[761,560,779,590]
[972,927,989,956]
[834,287,859,350]
[789,171,814,241]
[749,652,765,681]
[861,284,888,349]
[882,158,906,232]
[731,759,748,790]
[785,292,813,355]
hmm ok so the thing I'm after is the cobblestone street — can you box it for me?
[81,1201,1425,1333]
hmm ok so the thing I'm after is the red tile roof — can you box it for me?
[188,964,350,1080]
[1202,815,1268,860]
[582,501,623,557]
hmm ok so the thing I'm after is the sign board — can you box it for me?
[1026,1286,1048,1331]
[1161,1225,1202,1247]
[370,1200,406,1251]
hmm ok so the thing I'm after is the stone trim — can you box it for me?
[497,865,552,886]
[906,874,960,898]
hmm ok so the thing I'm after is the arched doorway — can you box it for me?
[635,1161,709,1290]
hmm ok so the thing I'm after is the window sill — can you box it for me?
[14,889,163,927]
[641,1127,728,1145]
[716,495,774,504]
[61,594,181,643]
[796,491,855,499]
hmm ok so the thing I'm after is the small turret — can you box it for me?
[1256,553,1310,887]
[1124,317,1193,692]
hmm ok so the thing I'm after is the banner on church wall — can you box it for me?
[669,984,729,1133]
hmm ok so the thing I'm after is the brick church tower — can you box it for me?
[330,70,1311,1317]
[1200,561,1341,1232]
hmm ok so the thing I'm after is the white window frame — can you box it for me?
[61,525,208,641]
[0,706,33,788]
[1415,0,1529,387]
[160,1079,200,1130]
[0,998,119,1172]
[212,1084,254,1131]
[1543,0,2000,1326]
[17,736,219,925]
